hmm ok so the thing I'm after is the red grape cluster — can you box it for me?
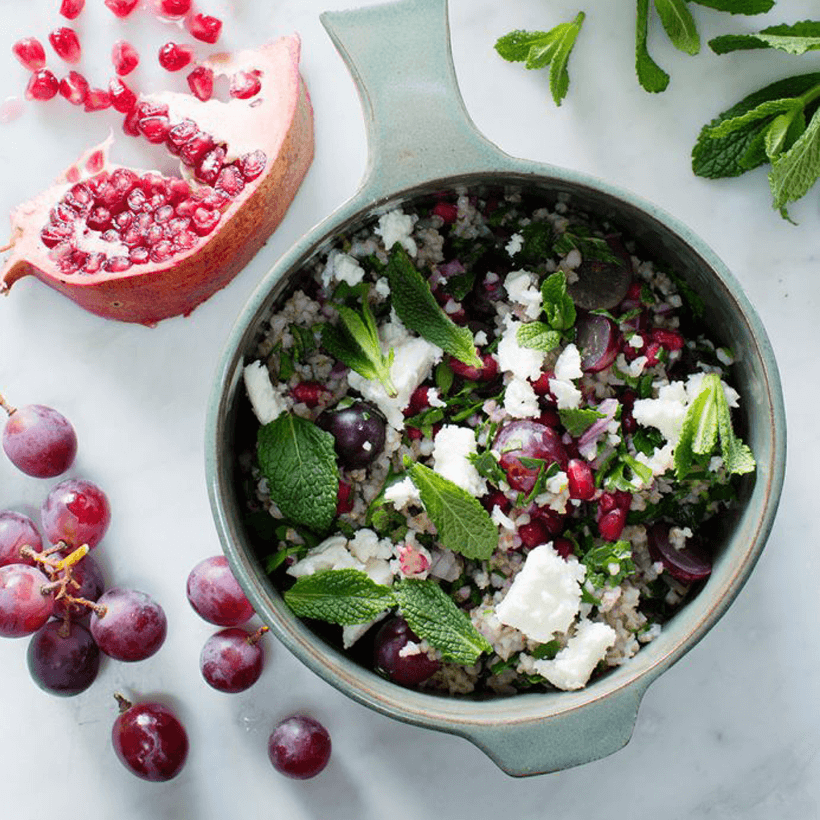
[2,392,332,782]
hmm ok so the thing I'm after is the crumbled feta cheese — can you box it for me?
[321,250,366,289]
[533,619,617,690]
[474,330,488,346]
[432,425,486,497]
[243,361,285,424]
[375,209,417,256]
[348,528,393,564]
[496,316,546,381]
[429,548,462,582]
[286,535,362,578]
[634,442,675,479]
[554,343,583,381]
[495,544,586,642]
[504,376,540,419]
[383,476,421,509]
[505,233,524,256]
[428,388,446,408]
[549,377,582,410]
[504,269,542,320]
[632,380,689,444]
[491,505,516,531]
[374,277,391,298]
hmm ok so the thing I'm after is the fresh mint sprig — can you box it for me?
[385,245,482,368]
[321,291,397,396]
[516,271,576,353]
[674,373,756,479]
[494,13,586,106]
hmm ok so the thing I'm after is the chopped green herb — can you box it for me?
[582,539,636,588]
[559,407,606,437]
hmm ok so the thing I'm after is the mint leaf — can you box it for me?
[321,294,397,396]
[710,21,820,55]
[541,271,576,330]
[688,0,774,13]
[636,0,671,93]
[495,13,585,106]
[385,245,481,368]
[394,578,492,665]
[559,407,605,437]
[581,540,636,589]
[705,99,801,139]
[406,460,498,560]
[284,569,396,625]
[257,413,339,533]
[516,321,561,353]
[765,109,806,160]
[654,0,700,55]
[769,105,820,216]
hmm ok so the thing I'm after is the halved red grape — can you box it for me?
[575,313,620,373]
[200,626,266,693]
[27,620,100,696]
[373,616,440,687]
[90,587,167,661]
[112,696,188,781]
[0,564,54,637]
[0,511,41,567]
[494,420,568,493]
[566,236,632,310]
[2,404,77,478]
[41,478,110,549]
[647,523,712,583]
[268,715,331,780]
[186,555,254,627]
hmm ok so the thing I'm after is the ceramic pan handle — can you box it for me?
[320,0,508,198]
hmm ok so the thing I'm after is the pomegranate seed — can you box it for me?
[650,328,685,351]
[567,459,596,501]
[113,211,133,231]
[101,228,120,243]
[139,115,171,144]
[127,188,147,212]
[187,13,222,44]
[64,183,93,214]
[191,207,220,236]
[533,507,565,536]
[158,42,194,72]
[137,100,169,120]
[87,207,112,232]
[406,426,423,441]
[59,71,89,106]
[166,118,198,154]
[173,229,197,250]
[199,189,230,211]
[229,70,262,100]
[186,65,213,101]
[12,38,46,71]
[26,69,60,102]
[158,0,191,17]
[108,77,137,113]
[175,198,198,218]
[238,150,267,181]
[122,107,141,136]
[216,165,246,197]
[82,253,105,274]
[404,386,431,417]
[432,201,458,223]
[105,0,139,18]
[519,519,550,549]
[104,255,132,272]
[84,88,111,112]
[86,154,106,176]
[166,216,189,233]
[51,203,76,223]
[179,133,214,166]
[196,147,226,185]
[112,41,139,76]
[110,168,139,196]
[167,178,190,204]
[336,480,354,515]
[129,246,150,264]
[154,204,174,223]
[291,381,326,408]
[40,223,73,248]
[121,227,142,248]
[60,0,85,19]
[447,353,498,382]
[149,240,174,262]
[598,508,627,542]
[49,27,81,64]
[139,172,168,195]
[553,537,574,559]
[482,490,511,515]
[531,371,555,399]
[144,224,164,246]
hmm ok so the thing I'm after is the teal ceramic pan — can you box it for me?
[206,0,786,776]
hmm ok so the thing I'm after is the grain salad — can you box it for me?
[239,188,755,694]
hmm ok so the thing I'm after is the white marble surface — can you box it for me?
[0,0,817,817]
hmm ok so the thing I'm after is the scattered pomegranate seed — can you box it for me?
[179,132,214,166]
[530,372,554,397]
[598,508,627,542]
[60,0,85,19]
[157,0,191,16]
[158,42,194,72]
[404,386,431,417]
[650,328,685,351]
[12,38,46,71]
[432,202,458,223]
[553,537,574,559]
[26,69,60,102]
[49,27,81,64]
[112,41,139,76]
[229,70,262,100]
[196,147,226,185]
[238,150,267,181]
[105,0,139,18]
[216,165,245,197]
[166,118,197,154]
[59,71,89,106]
[447,353,498,382]
[139,115,170,143]
[533,507,565,536]
[108,77,137,113]
[336,481,354,515]
[291,381,327,408]
[519,519,550,549]
[84,88,112,112]
[482,490,511,515]
[567,459,596,501]
[186,65,213,101]
[187,13,222,44]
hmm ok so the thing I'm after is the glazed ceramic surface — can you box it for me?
[206,0,785,776]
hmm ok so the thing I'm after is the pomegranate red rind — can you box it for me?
[0,36,314,326]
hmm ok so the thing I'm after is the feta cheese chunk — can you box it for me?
[376,209,417,256]
[504,269,542,320]
[504,376,540,419]
[495,544,586,642]
[533,620,617,691]
[496,315,546,382]
[321,250,365,290]
[505,233,524,256]
[243,361,285,424]
[432,425,486,497]
[548,343,583,410]
[383,476,421,509]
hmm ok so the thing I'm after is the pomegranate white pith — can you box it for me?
[0,36,314,326]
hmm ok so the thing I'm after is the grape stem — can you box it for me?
[114,693,132,713]
[247,625,270,646]
[0,392,16,416]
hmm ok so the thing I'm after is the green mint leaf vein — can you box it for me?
[540,270,576,330]
[516,321,561,353]
[385,244,481,368]
[654,0,700,56]
[284,569,396,625]
[688,0,774,14]
[710,21,820,55]
[636,0,671,93]
[406,460,498,560]
[768,104,820,216]
[393,578,492,665]
[257,413,339,534]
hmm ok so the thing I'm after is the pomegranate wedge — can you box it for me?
[0,36,314,326]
